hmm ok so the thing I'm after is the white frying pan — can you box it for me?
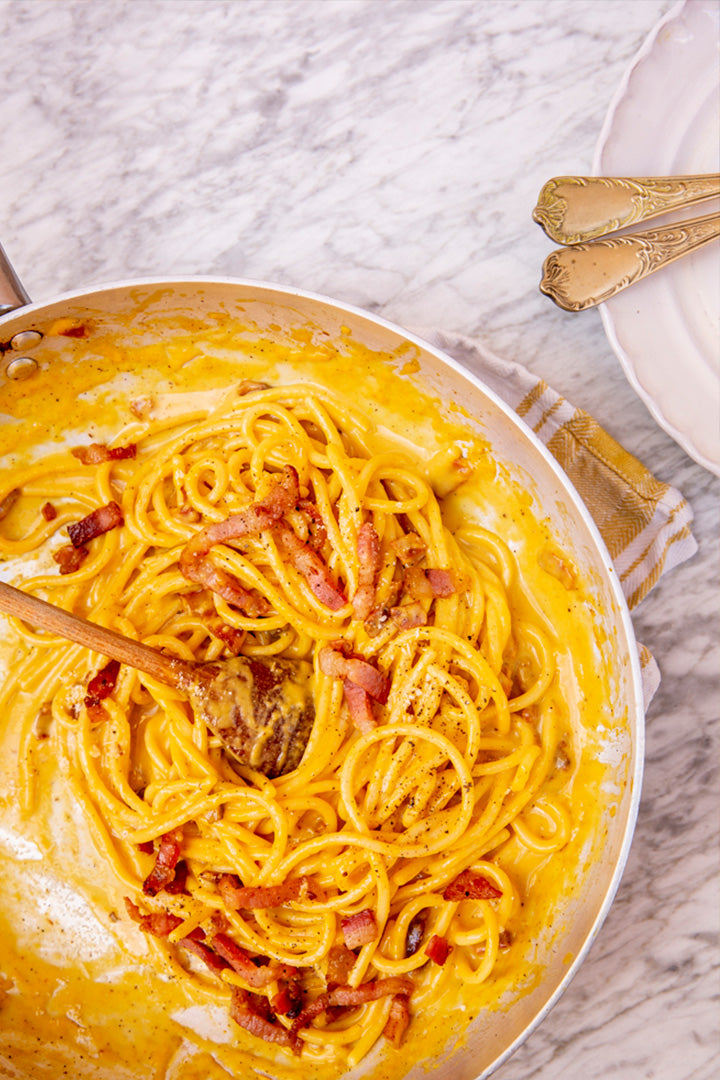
[0,245,644,1080]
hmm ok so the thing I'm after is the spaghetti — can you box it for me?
[0,381,576,1074]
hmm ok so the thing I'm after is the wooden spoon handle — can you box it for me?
[0,580,192,688]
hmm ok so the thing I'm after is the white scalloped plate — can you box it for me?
[594,0,720,475]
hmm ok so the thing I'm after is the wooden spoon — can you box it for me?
[0,580,315,778]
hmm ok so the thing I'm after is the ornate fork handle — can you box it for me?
[540,212,720,312]
[533,174,720,244]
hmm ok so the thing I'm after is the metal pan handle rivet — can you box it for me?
[10,330,43,351]
[6,356,38,380]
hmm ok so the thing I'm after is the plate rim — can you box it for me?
[592,0,720,476]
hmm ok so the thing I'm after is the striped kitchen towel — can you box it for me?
[418,328,699,706]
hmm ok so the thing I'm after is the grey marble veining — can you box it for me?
[1,1,718,1079]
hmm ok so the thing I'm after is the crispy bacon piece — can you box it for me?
[363,605,391,638]
[142,830,183,897]
[391,531,426,567]
[289,977,413,1050]
[71,442,137,465]
[403,566,456,601]
[53,542,89,574]
[425,569,456,597]
[123,897,183,939]
[163,859,189,895]
[230,987,296,1051]
[274,526,347,611]
[212,933,276,988]
[217,872,317,911]
[342,679,376,733]
[384,993,411,1046]
[403,566,434,602]
[183,466,299,560]
[272,978,304,1019]
[84,658,120,708]
[179,466,299,614]
[211,932,299,991]
[425,934,451,965]
[443,870,502,901]
[389,601,427,630]
[213,623,247,653]
[363,580,402,638]
[180,936,231,974]
[41,501,57,521]
[86,702,109,724]
[318,645,389,703]
[297,498,327,550]
[325,943,356,985]
[341,909,377,949]
[183,555,269,617]
[67,501,124,548]
[0,488,19,521]
[352,521,380,621]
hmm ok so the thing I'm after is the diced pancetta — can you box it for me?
[123,897,183,939]
[84,658,120,708]
[352,521,380,621]
[272,978,304,1019]
[179,466,299,614]
[389,601,427,630]
[296,498,327,550]
[274,526,347,610]
[230,987,296,1051]
[71,442,137,465]
[289,977,413,1051]
[403,566,456,601]
[383,992,411,1046]
[424,934,451,965]
[217,872,316,910]
[318,645,389,703]
[142,830,183,897]
[442,870,502,901]
[341,909,377,949]
[391,532,426,567]
[211,933,276,988]
[180,936,230,974]
[325,943,356,985]
[67,501,124,548]
[425,569,456,597]
[182,466,299,562]
[341,679,377,733]
[53,543,89,574]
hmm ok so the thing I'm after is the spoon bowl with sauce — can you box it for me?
[0,580,315,778]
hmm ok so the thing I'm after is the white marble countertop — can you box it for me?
[0,1,717,1078]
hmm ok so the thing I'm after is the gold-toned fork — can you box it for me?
[533,173,720,245]
[538,209,720,312]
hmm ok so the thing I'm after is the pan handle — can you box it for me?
[0,243,31,315]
